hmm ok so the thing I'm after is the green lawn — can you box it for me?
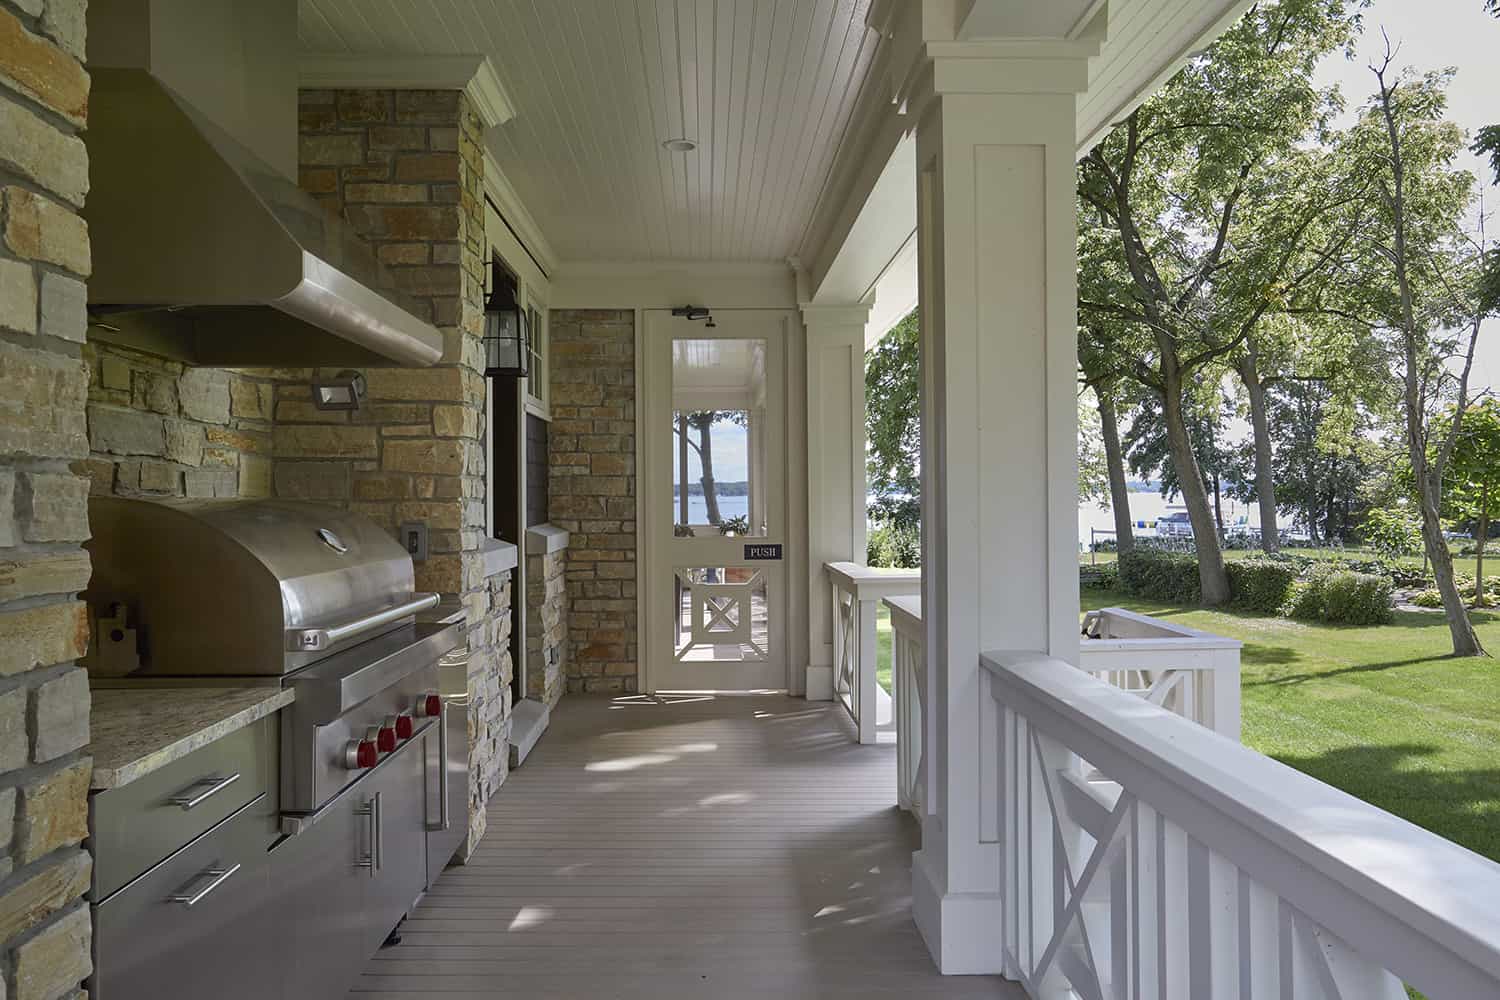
[876,603,893,694]
[1085,585,1500,864]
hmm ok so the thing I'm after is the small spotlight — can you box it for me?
[311,370,367,411]
[662,137,698,152]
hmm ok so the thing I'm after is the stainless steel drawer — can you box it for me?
[92,716,277,900]
[93,797,274,1000]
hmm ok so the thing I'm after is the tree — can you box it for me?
[1441,400,1500,606]
[1124,382,1242,536]
[1079,323,1139,553]
[1078,0,1364,604]
[1337,52,1488,655]
[866,311,920,531]
[1265,378,1376,543]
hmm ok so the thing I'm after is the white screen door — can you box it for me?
[644,311,788,691]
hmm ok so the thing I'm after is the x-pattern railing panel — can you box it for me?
[999,698,1410,1000]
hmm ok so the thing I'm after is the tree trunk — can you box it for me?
[1237,352,1281,553]
[697,417,721,525]
[1162,380,1230,605]
[677,414,689,526]
[1477,487,1489,609]
[1213,475,1224,536]
[1098,392,1135,554]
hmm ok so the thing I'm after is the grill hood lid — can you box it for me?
[82,68,445,368]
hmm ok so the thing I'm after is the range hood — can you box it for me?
[83,68,445,368]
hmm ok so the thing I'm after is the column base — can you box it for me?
[805,665,834,701]
[911,848,1008,975]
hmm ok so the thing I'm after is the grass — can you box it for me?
[1084,584,1500,864]
[876,603,893,694]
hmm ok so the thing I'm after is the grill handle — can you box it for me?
[286,593,441,652]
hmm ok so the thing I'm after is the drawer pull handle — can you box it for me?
[167,863,241,907]
[169,772,242,810]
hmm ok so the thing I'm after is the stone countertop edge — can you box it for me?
[88,687,295,791]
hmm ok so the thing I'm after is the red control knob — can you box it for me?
[344,739,377,769]
[419,693,442,718]
[394,714,414,740]
[376,725,397,753]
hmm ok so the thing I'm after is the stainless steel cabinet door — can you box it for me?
[94,798,274,1000]
[269,789,367,1000]
[360,737,427,957]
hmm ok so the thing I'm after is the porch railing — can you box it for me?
[824,561,920,744]
[1081,607,1242,741]
[885,595,924,817]
[982,650,1500,1000]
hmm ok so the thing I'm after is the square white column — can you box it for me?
[909,46,1090,976]
[801,303,872,700]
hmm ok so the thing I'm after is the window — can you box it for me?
[524,303,547,414]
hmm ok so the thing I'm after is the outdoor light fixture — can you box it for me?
[671,304,716,328]
[662,137,698,152]
[483,260,529,378]
[310,370,367,411]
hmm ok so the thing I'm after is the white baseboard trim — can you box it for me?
[805,665,834,701]
[911,849,1008,975]
[508,698,550,768]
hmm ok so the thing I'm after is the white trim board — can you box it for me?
[298,53,516,129]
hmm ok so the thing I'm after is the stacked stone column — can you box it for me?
[0,0,97,995]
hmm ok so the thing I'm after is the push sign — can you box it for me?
[743,543,783,561]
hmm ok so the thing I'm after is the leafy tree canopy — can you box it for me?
[865,310,920,530]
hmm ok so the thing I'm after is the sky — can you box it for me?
[1312,0,1500,393]
[674,416,748,485]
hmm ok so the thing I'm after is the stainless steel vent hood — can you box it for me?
[83,68,445,367]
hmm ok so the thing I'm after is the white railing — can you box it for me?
[982,651,1500,1000]
[1081,607,1242,741]
[824,561,920,744]
[885,595,924,817]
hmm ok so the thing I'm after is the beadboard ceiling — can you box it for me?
[298,0,879,263]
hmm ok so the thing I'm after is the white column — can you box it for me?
[909,43,1090,974]
[801,303,872,701]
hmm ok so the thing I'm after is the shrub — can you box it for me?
[1318,571,1394,625]
[1118,549,1200,603]
[1080,563,1119,590]
[868,522,920,568]
[1412,588,1444,608]
[1227,559,1299,613]
[1289,569,1394,624]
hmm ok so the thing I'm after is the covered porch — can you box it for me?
[357,692,1019,998]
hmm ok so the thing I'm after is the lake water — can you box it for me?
[1078,490,1263,549]
[678,495,750,525]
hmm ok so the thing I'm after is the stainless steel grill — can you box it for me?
[84,497,464,818]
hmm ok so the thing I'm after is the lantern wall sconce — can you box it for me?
[483,260,529,378]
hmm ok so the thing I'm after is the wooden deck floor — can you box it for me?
[353,693,1020,998]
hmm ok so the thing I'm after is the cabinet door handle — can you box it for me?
[372,790,383,873]
[167,863,241,906]
[356,792,383,877]
[435,699,450,832]
[168,772,241,810]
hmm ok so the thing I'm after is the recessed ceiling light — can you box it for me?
[662,137,697,152]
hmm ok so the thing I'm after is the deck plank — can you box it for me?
[351,694,1019,999]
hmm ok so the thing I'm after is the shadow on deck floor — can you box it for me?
[352,693,1019,998]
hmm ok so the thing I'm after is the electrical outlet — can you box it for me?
[400,521,429,562]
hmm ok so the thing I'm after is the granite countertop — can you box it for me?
[89,687,294,791]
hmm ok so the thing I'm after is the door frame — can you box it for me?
[638,308,798,693]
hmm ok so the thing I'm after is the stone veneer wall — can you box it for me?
[293,86,510,858]
[0,0,96,997]
[81,344,274,499]
[525,544,567,707]
[547,310,638,694]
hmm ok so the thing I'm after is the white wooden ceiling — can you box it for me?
[298,0,879,263]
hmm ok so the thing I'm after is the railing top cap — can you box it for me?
[980,650,1500,982]
[1089,606,1240,646]
[825,561,922,592]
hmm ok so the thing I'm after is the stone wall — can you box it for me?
[0,0,95,996]
[294,86,509,858]
[547,310,638,694]
[525,541,567,707]
[81,344,275,499]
